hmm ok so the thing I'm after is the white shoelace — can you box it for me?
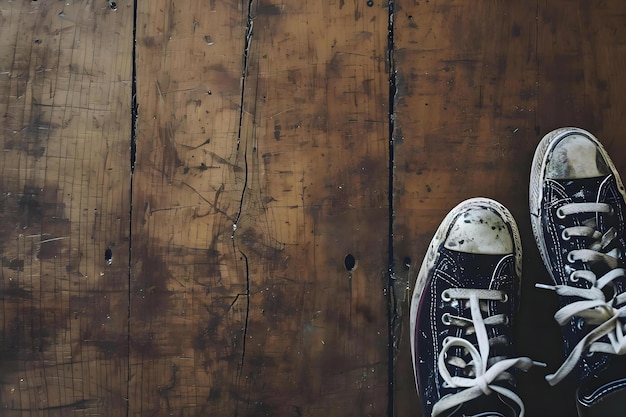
[536,201,626,386]
[433,288,543,417]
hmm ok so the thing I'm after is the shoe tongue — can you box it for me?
[552,177,607,231]
[557,176,608,204]
[560,174,625,255]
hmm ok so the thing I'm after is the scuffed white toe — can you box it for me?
[444,207,513,255]
[545,134,610,180]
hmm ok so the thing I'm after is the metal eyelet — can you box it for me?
[569,272,579,283]
[561,229,571,241]
[442,290,452,302]
[501,293,509,303]
[442,312,451,326]
[556,208,567,219]
[567,252,576,263]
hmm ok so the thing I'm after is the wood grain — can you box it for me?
[130,1,248,415]
[131,1,390,415]
[393,1,626,416]
[0,1,132,416]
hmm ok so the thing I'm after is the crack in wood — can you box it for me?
[387,1,397,416]
[230,4,255,409]
[237,250,251,375]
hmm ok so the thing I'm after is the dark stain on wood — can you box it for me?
[238,227,285,265]
[2,257,25,271]
[205,63,242,94]
[22,106,57,158]
[0,282,31,300]
[18,187,43,227]
[256,2,284,16]
[158,122,185,177]
[83,338,128,359]
[512,23,521,37]
[142,35,162,48]
[129,330,158,358]
[132,246,173,322]
[192,314,222,351]
[2,306,55,360]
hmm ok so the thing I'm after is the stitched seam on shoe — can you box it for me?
[581,378,626,405]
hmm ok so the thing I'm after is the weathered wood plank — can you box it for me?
[393,1,626,416]
[0,1,132,416]
[234,1,390,415]
[131,0,390,416]
[130,1,249,415]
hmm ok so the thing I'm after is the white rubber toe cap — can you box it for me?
[443,208,513,255]
[546,134,610,180]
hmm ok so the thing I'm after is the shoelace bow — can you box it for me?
[433,288,544,417]
[537,201,626,386]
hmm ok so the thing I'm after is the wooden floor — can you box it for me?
[2,1,626,416]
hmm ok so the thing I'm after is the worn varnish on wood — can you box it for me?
[0,1,132,416]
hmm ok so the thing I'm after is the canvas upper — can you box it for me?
[530,127,626,414]
[411,198,540,417]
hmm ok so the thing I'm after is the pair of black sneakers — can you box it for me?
[410,128,626,417]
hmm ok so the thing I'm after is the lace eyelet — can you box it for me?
[442,312,451,326]
[501,293,509,303]
[556,208,567,219]
[576,318,585,330]
[503,316,510,325]
[567,252,576,263]
[569,272,579,283]
[441,290,452,302]
[442,336,453,346]
[561,229,571,241]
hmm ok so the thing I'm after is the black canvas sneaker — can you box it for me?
[530,127,626,416]
[411,198,542,417]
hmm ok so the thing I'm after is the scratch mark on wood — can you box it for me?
[155,80,165,100]
[212,183,224,214]
[39,236,67,244]
[180,138,211,150]
[208,151,242,171]
[269,108,295,118]
[10,399,99,411]
[157,363,178,412]
[180,181,235,222]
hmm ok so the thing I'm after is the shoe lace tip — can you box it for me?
[535,283,557,291]
[545,373,559,386]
